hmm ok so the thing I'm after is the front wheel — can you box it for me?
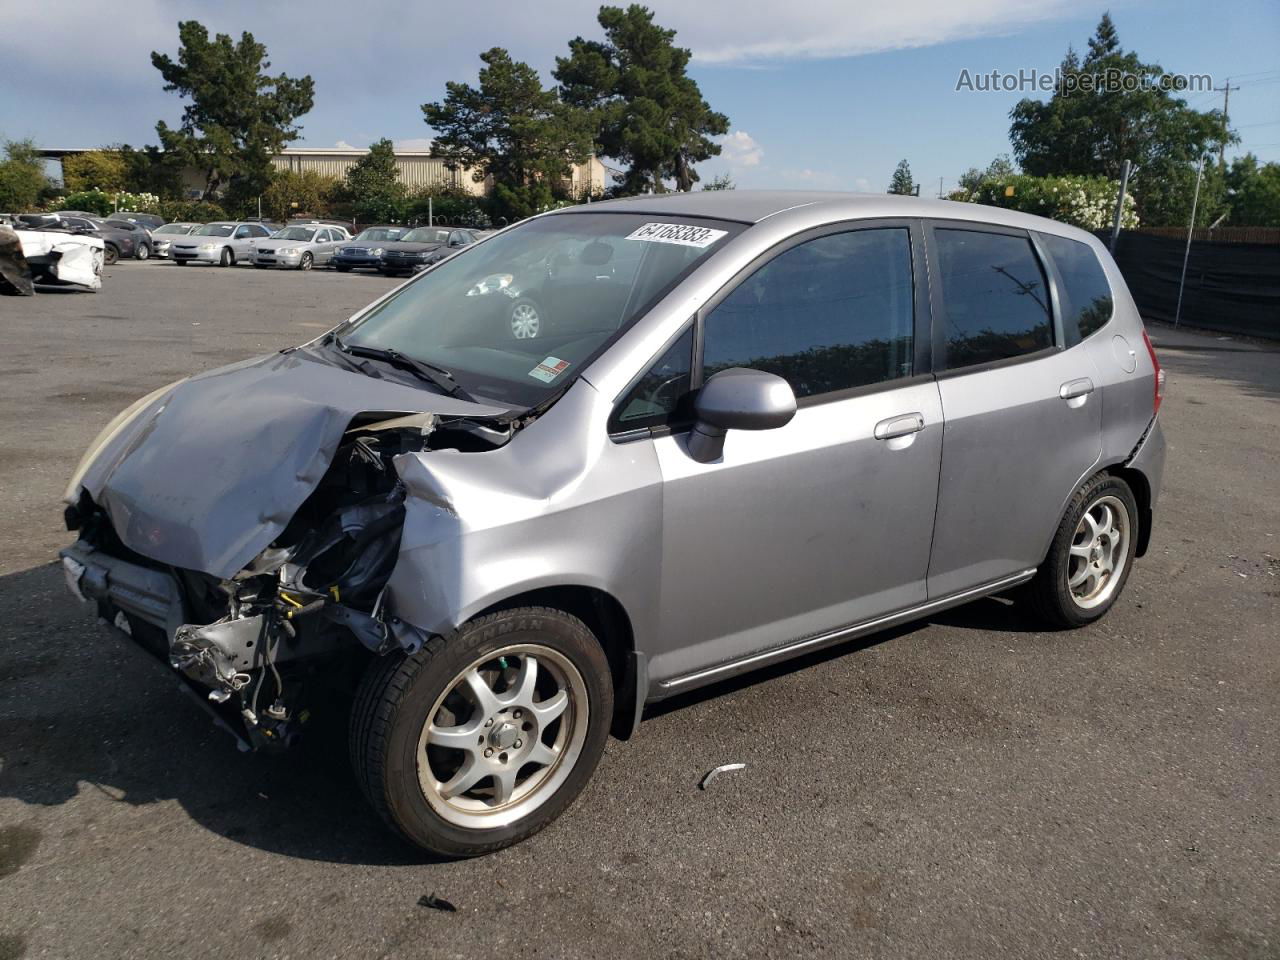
[350,607,613,857]
[299,252,313,271]
[219,247,233,268]
[1029,473,1139,628]
[509,299,541,340]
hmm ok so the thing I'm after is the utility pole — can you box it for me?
[1215,79,1240,168]
[938,176,944,198]
[1109,159,1132,255]
[1174,154,1207,328]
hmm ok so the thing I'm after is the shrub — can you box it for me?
[159,199,226,223]
[58,189,115,216]
[405,185,489,227]
[958,174,1138,231]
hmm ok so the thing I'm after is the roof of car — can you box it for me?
[560,190,1097,240]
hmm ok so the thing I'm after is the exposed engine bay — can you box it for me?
[65,405,514,749]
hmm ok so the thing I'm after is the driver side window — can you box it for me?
[610,327,694,433]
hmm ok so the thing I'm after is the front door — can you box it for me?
[633,222,944,686]
[923,223,1102,598]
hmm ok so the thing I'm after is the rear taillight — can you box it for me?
[1142,329,1164,415]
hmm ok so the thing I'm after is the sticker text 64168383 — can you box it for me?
[625,222,728,249]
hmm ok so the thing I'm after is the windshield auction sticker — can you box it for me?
[625,222,728,248]
[529,357,570,383]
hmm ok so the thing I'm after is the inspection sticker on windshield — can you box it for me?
[529,357,570,383]
[625,222,728,248]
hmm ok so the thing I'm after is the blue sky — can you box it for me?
[2,0,1276,194]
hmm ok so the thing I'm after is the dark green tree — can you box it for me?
[1008,13,1229,225]
[423,48,593,222]
[959,154,1017,192]
[554,5,729,193]
[339,138,407,223]
[151,21,315,201]
[888,159,916,195]
[0,139,49,210]
[1224,154,1280,227]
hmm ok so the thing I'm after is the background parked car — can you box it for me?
[169,221,273,266]
[103,219,156,259]
[378,226,477,276]
[109,212,166,231]
[250,223,351,270]
[149,222,200,259]
[331,226,410,272]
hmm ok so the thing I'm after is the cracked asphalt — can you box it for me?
[0,261,1276,959]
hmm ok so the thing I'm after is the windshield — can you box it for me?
[403,228,450,244]
[154,224,193,235]
[193,223,235,237]
[353,227,407,242]
[339,212,743,406]
[273,227,317,241]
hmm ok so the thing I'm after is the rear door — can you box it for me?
[924,222,1102,598]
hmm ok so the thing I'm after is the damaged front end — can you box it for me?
[61,352,516,749]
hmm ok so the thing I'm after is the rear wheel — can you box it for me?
[103,244,118,266]
[135,243,150,261]
[1029,473,1138,628]
[219,247,233,268]
[350,607,612,857]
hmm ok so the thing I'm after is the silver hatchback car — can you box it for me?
[60,192,1165,856]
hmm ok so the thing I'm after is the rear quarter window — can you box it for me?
[1039,233,1114,345]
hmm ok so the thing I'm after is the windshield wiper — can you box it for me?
[336,339,472,400]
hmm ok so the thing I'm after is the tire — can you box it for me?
[1028,472,1139,628]
[219,246,233,268]
[335,264,351,273]
[135,243,150,261]
[509,298,542,340]
[253,263,271,269]
[350,607,613,857]
[300,252,313,271]
[174,259,187,266]
[103,244,118,266]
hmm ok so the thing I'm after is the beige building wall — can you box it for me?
[273,148,604,197]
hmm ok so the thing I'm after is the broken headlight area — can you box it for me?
[65,410,513,749]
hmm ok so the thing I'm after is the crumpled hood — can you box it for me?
[78,350,507,578]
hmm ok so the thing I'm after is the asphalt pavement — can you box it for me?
[0,261,1276,959]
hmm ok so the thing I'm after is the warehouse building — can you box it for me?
[39,146,608,199]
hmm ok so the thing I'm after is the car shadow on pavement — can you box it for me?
[0,562,429,867]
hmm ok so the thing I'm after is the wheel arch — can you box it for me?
[1104,464,1152,558]
[473,584,641,741]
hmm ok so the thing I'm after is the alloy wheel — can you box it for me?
[416,644,588,829]
[511,302,541,339]
[1068,494,1130,609]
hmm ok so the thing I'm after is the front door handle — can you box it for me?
[874,412,925,441]
[1059,378,1095,400]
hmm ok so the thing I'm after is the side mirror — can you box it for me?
[687,368,796,463]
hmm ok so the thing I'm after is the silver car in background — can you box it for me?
[150,222,200,259]
[59,192,1165,858]
[250,223,352,270]
[170,221,273,266]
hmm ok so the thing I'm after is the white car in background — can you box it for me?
[150,222,200,259]
[14,229,104,290]
[170,221,273,267]
[249,223,352,270]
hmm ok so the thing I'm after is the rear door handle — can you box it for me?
[1059,378,1095,401]
[874,413,925,440]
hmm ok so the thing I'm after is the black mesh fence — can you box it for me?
[1097,230,1280,339]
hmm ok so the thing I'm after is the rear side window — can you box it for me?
[933,228,1053,370]
[1039,233,1114,345]
[702,228,915,399]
